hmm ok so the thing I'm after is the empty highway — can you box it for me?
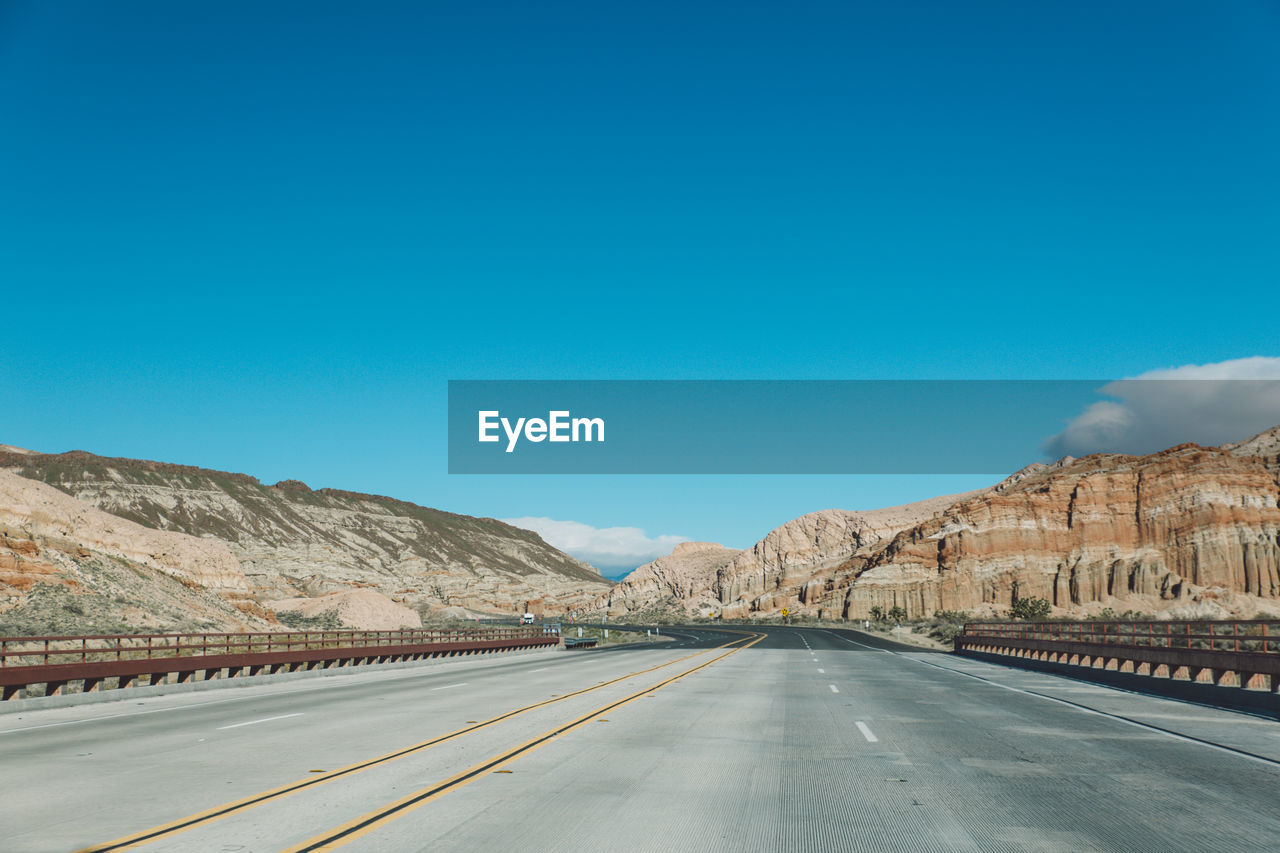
[3,626,1279,852]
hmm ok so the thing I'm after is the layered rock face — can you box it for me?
[0,469,248,595]
[597,493,980,619]
[835,436,1280,619]
[713,496,980,618]
[1,449,611,627]
[0,469,272,634]
[600,542,741,618]
[595,425,1280,621]
[1228,426,1280,465]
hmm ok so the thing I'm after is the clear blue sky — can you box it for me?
[3,2,1278,575]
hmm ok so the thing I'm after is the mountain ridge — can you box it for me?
[1,447,611,631]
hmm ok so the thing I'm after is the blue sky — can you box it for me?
[2,2,1278,577]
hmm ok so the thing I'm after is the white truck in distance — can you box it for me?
[521,613,535,624]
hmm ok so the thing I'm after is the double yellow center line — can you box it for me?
[80,630,761,852]
[286,631,765,851]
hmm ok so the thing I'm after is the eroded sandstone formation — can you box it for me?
[597,492,980,619]
[834,437,1280,619]
[713,496,979,618]
[595,425,1280,621]
[600,542,741,618]
[0,469,273,634]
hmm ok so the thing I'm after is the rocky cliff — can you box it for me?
[0,469,274,634]
[713,494,985,618]
[1,449,611,628]
[597,425,1280,621]
[1227,425,1280,465]
[598,492,981,619]
[600,542,742,618]
[833,432,1280,620]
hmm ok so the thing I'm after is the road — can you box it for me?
[3,626,1279,852]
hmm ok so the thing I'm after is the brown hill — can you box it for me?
[1,449,611,630]
[0,469,273,634]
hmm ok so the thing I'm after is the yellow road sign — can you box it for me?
[780,608,789,617]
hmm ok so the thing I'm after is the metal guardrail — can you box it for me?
[0,627,545,668]
[0,627,558,700]
[960,619,1280,654]
[955,619,1280,694]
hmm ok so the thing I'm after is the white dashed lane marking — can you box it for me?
[217,713,303,731]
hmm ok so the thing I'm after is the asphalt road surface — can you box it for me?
[3,626,1279,852]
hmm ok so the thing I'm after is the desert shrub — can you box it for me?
[933,610,968,621]
[275,610,343,630]
[922,610,971,643]
[1010,596,1052,620]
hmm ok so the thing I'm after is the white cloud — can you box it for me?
[1043,356,1280,458]
[502,516,690,574]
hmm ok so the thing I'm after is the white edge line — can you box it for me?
[0,634,691,736]
[0,647,572,735]
[821,629,1280,769]
[0,693,308,735]
[217,712,303,730]
[429,683,468,691]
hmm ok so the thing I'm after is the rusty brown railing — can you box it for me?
[0,627,548,668]
[955,619,1280,696]
[0,626,560,700]
[960,619,1280,654]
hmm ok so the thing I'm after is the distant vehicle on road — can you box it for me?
[521,613,535,624]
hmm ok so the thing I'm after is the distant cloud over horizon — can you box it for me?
[1043,356,1280,458]
[501,516,690,577]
